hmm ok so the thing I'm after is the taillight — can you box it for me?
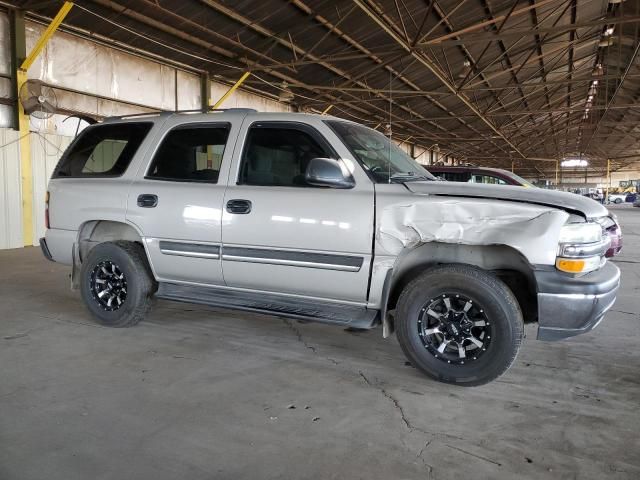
[45,191,50,229]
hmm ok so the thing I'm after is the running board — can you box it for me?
[156,282,380,329]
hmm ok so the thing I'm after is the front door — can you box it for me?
[127,119,239,286]
[221,119,374,303]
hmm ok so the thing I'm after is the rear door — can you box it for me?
[127,118,240,285]
[220,118,375,303]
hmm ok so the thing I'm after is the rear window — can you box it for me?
[53,122,152,178]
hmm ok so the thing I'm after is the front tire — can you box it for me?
[396,264,523,386]
[80,241,155,327]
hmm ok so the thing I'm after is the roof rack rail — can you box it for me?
[103,107,258,122]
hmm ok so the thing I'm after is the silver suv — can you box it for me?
[41,109,620,386]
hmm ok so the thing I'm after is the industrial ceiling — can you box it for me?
[10,0,640,177]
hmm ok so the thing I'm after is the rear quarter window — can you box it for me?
[52,122,152,178]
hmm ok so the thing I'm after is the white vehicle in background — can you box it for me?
[607,193,627,204]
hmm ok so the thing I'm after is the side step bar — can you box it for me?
[156,282,380,329]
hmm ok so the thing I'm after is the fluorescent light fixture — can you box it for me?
[561,159,588,168]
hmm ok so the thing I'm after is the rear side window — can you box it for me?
[147,125,230,183]
[439,171,471,182]
[470,174,507,185]
[53,123,151,178]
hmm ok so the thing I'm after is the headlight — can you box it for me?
[556,222,608,274]
[558,223,602,244]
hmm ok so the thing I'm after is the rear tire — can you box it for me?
[396,264,523,386]
[80,241,155,327]
[614,198,622,204]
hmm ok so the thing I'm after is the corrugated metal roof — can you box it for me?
[9,0,640,177]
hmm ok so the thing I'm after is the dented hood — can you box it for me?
[404,181,608,219]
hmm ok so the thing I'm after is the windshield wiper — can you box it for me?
[389,172,432,183]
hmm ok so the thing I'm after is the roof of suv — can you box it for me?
[101,108,339,125]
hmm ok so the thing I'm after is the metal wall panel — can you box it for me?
[0,129,23,249]
[211,82,291,112]
[30,131,72,246]
[0,12,10,76]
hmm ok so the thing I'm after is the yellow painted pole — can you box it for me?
[321,104,333,115]
[16,70,32,246]
[211,72,251,110]
[20,2,74,71]
[17,2,73,246]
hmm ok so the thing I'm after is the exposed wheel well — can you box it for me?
[386,243,538,325]
[77,220,144,261]
[71,221,148,290]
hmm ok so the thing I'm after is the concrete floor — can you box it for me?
[1,205,639,480]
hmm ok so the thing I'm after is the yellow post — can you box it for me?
[321,104,333,115]
[21,2,74,71]
[17,69,32,246]
[211,72,251,110]
[16,1,73,246]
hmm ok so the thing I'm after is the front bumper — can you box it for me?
[535,261,620,341]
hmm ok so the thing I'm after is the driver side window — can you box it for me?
[239,124,334,187]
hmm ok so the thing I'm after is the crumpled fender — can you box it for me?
[377,198,569,266]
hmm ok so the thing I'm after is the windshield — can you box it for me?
[327,120,436,183]
[505,171,536,188]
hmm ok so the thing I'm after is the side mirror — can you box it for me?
[305,158,355,189]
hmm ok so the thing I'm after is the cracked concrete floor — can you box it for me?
[1,205,639,480]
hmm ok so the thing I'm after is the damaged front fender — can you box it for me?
[377,197,568,265]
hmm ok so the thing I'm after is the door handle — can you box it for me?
[137,194,158,208]
[226,199,252,214]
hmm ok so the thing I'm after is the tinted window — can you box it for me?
[147,125,229,183]
[439,171,471,182]
[239,125,333,187]
[470,174,507,185]
[53,123,151,177]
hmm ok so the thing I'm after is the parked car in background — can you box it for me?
[427,166,622,257]
[607,193,627,204]
[425,166,536,187]
[634,196,640,207]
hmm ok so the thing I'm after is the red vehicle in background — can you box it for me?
[425,165,536,186]
[425,166,622,258]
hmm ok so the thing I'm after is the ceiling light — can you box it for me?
[605,27,615,36]
[561,159,588,168]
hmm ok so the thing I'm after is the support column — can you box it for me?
[10,10,32,245]
[13,1,73,246]
[200,72,210,112]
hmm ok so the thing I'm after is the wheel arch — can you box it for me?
[72,220,150,289]
[383,242,538,335]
